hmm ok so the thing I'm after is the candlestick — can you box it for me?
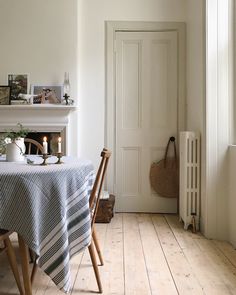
[55,152,63,164]
[40,153,49,166]
[43,137,48,154]
[58,137,62,153]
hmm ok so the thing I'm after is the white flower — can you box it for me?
[4,137,12,144]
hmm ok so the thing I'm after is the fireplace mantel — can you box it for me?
[0,104,76,111]
[0,104,77,126]
[0,104,77,154]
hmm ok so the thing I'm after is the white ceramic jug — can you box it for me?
[6,138,26,162]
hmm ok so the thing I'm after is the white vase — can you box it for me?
[6,138,26,162]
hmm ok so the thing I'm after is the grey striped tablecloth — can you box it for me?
[0,156,95,293]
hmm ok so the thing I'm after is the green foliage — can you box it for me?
[0,123,31,154]
[3,123,31,140]
[0,136,6,154]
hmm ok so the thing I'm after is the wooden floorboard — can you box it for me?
[1,213,236,294]
[152,215,204,294]
[137,214,178,294]
[123,213,151,295]
[213,239,236,268]
[165,215,235,295]
[194,238,236,294]
[100,212,124,295]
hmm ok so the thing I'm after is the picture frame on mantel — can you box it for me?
[0,86,11,105]
[8,74,28,101]
[31,85,63,104]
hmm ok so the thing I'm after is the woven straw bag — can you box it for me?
[150,137,179,198]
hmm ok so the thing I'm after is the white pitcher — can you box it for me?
[6,138,26,162]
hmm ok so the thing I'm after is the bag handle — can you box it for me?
[164,136,177,167]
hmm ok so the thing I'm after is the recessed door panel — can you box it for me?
[122,41,142,129]
[121,147,141,197]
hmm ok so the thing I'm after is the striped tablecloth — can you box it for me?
[0,156,95,293]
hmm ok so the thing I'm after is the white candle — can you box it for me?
[43,137,48,154]
[58,137,62,153]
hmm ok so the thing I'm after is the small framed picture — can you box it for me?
[0,86,11,105]
[31,85,63,104]
[8,74,28,101]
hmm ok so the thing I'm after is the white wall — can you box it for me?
[229,146,236,246]
[186,1,204,132]
[0,0,78,155]
[186,0,205,233]
[205,0,233,240]
[229,2,236,247]
[77,0,187,167]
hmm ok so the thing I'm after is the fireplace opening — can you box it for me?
[26,132,61,154]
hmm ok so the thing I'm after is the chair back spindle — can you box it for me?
[90,148,111,229]
[24,138,44,155]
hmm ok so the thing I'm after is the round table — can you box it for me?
[0,155,95,294]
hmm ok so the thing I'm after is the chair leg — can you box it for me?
[92,230,104,266]
[88,241,103,293]
[18,234,33,295]
[31,260,38,284]
[28,248,35,263]
[4,237,24,295]
[27,247,38,284]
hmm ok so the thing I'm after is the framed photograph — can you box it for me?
[31,85,63,104]
[8,74,28,101]
[0,86,11,105]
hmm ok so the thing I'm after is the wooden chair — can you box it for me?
[31,148,111,293]
[88,148,111,293]
[0,230,24,294]
[24,138,43,155]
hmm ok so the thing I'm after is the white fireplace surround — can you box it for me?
[0,105,77,154]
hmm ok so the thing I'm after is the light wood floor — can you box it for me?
[1,213,236,294]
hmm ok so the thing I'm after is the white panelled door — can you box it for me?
[115,31,178,213]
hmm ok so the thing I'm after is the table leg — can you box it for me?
[18,234,32,295]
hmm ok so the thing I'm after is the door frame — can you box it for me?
[105,21,186,194]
